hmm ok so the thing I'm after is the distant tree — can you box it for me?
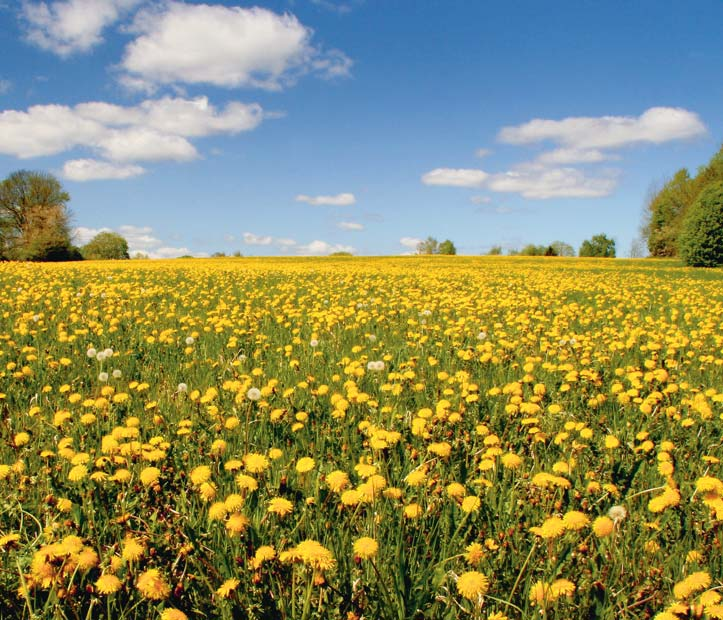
[487,245,502,255]
[507,248,520,256]
[416,236,439,255]
[629,237,646,258]
[132,252,149,260]
[211,251,226,258]
[520,244,547,256]
[81,231,129,260]
[232,250,243,257]
[579,233,616,258]
[438,239,457,255]
[678,181,723,267]
[550,240,575,257]
[0,170,74,261]
[329,251,353,257]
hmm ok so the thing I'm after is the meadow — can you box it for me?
[0,256,721,620]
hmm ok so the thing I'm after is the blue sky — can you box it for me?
[1,0,721,257]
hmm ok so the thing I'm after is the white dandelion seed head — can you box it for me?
[608,505,627,523]
[310,339,319,347]
[112,369,122,379]
[247,387,262,401]
[98,372,109,383]
[86,348,97,359]
[185,336,195,345]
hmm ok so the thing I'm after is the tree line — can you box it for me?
[643,144,723,266]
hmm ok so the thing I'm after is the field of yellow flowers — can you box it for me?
[0,256,721,620]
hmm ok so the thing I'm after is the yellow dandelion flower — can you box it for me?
[404,503,423,519]
[216,578,240,598]
[294,539,335,571]
[550,579,575,599]
[341,489,362,506]
[251,545,276,569]
[673,571,711,600]
[236,474,259,492]
[224,494,244,512]
[501,453,523,469]
[267,497,294,517]
[95,573,122,595]
[461,496,481,513]
[0,533,21,547]
[225,513,250,536]
[353,537,378,560]
[139,467,160,487]
[456,570,489,601]
[295,457,316,473]
[243,453,270,474]
[68,465,88,482]
[465,542,485,566]
[446,482,466,498]
[529,580,551,605]
[160,609,188,620]
[136,568,170,600]
[592,516,614,538]
[198,481,217,501]
[122,536,145,562]
[562,511,589,531]
[190,465,212,485]
[325,470,350,492]
[530,516,565,539]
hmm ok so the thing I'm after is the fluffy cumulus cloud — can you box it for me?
[0,96,263,179]
[22,0,142,56]
[295,192,356,206]
[72,224,192,257]
[337,221,364,231]
[62,158,145,181]
[498,107,706,151]
[120,2,351,91]
[242,232,273,245]
[423,107,706,199]
[486,166,618,199]
[399,236,422,249]
[421,168,488,188]
[296,240,354,255]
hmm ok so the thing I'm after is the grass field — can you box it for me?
[0,256,721,620]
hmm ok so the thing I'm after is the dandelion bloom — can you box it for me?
[243,453,269,474]
[592,516,614,538]
[136,568,170,600]
[268,497,294,517]
[673,571,711,600]
[216,578,240,598]
[226,513,250,536]
[562,511,589,531]
[529,580,551,605]
[530,516,565,539]
[446,482,466,498]
[160,609,188,620]
[456,570,489,601]
[139,466,160,487]
[404,503,423,519]
[251,545,276,569]
[295,457,316,473]
[353,537,378,560]
[326,470,350,492]
[501,453,523,469]
[95,573,122,595]
[461,496,481,513]
[550,579,576,598]
[68,465,88,482]
[405,468,427,487]
[224,494,244,512]
[190,465,212,485]
[236,474,259,492]
[465,542,485,566]
[122,536,145,562]
[293,539,335,571]
[341,489,362,506]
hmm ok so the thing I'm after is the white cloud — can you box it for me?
[22,0,142,56]
[486,167,617,199]
[276,238,297,247]
[120,2,351,90]
[475,148,491,158]
[72,223,193,258]
[295,192,356,206]
[0,96,263,172]
[72,225,111,244]
[399,236,422,249]
[242,232,273,245]
[62,158,145,181]
[0,79,11,94]
[498,107,706,150]
[337,221,364,231]
[421,168,488,188]
[535,148,610,165]
[296,240,354,255]
[470,195,492,204]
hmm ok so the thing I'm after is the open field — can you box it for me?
[0,256,722,620]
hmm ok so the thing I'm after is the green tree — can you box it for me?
[0,170,74,261]
[579,233,616,258]
[645,168,695,256]
[678,181,723,267]
[487,245,502,255]
[416,236,439,255]
[81,232,130,260]
[438,239,457,255]
[520,244,547,256]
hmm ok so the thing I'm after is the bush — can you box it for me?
[81,232,129,260]
[678,181,723,267]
